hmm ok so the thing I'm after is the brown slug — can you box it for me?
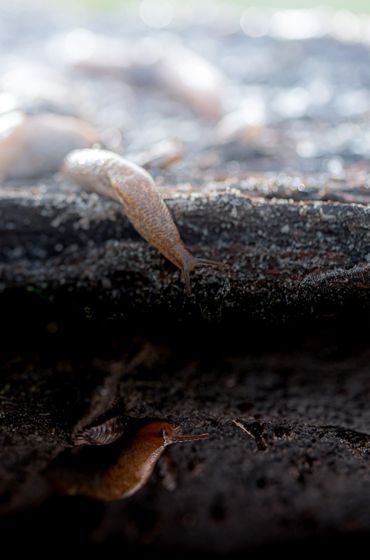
[62,148,223,294]
[56,421,208,500]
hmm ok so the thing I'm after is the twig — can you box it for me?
[232,419,255,439]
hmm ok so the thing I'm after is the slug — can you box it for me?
[62,148,223,294]
[0,111,98,179]
[53,421,208,500]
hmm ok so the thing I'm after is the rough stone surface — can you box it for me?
[1,175,369,328]
[0,324,370,554]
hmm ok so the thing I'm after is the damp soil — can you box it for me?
[1,316,370,555]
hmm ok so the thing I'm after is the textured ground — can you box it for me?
[1,321,370,555]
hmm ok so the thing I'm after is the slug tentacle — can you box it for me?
[167,433,209,444]
[62,148,224,294]
[181,254,226,296]
[162,424,208,445]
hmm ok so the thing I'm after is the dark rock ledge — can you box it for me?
[1,174,369,326]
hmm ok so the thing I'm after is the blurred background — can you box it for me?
[47,1,370,12]
[2,0,370,184]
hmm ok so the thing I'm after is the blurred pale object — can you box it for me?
[49,29,133,74]
[335,89,370,117]
[0,111,98,179]
[158,41,226,121]
[2,64,83,116]
[139,0,174,29]
[53,30,166,89]
[216,97,266,144]
[52,28,226,121]
[331,11,363,42]
[134,138,184,169]
[272,88,310,119]
[271,8,330,40]
[0,93,17,115]
[271,9,330,40]
[240,8,270,38]
[240,7,370,46]
[296,139,318,158]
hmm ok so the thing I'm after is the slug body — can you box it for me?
[62,149,221,293]
[56,421,208,500]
